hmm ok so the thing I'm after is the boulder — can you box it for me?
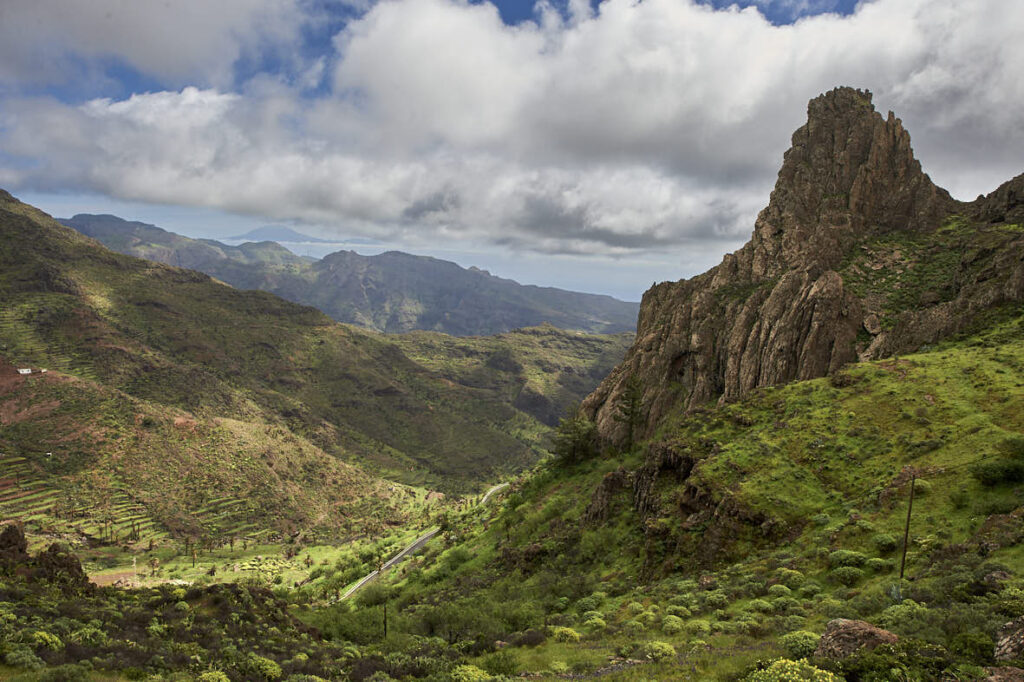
[0,522,29,567]
[985,667,1024,682]
[814,618,899,660]
[996,617,1024,662]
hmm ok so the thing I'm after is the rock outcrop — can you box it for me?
[814,618,899,660]
[584,87,1024,444]
[0,523,92,592]
[997,617,1024,662]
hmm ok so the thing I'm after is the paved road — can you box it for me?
[341,482,509,600]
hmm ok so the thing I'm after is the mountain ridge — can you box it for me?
[59,213,640,336]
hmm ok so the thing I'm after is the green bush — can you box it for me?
[828,550,868,567]
[450,665,490,682]
[626,601,645,615]
[623,620,646,634]
[643,641,676,662]
[872,533,898,554]
[971,459,1024,486]
[776,568,805,589]
[551,626,580,643]
[482,649,520,676]
[5,647,45,671]
[662,615,685,634]
[748,599,773,613]
[780,631,820,659]
[37,664,91,682]
[865,558,893,573]
[767,585,792,598]
[246,654,283,680]
[575,595,601,612]
[666,605,691,618]
[831,566,864,586]
[688,619,712,637]
[745,658,839,681]
[197,673,231,682]
[583,617,606,631]
[31,630,64,651]
[951,631,995,664]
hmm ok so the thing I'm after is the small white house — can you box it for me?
[17,368,31,375]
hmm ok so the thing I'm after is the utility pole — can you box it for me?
[897,472,917,601]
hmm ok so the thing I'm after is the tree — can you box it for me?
[612,375,646,450]
[552,403,597,464]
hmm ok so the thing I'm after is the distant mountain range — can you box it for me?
[59,214,639,336]
[227,225,340,243]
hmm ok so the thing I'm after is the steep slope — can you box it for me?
[306,309,1024,680]
[60,214,640,336]
[0,357,400,544]
[584,87,1024,444]
[1,191,542,493]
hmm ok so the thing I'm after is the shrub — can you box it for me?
[913,479,932,495]
[745,658,839,681]
[748,599,773,613]
[246,654,283,680]
[866,558,893,573]
[812,514,830,526]
[662,615,685,634]
[37,664,91,682]
[551,626,580,643]
[450,665,490,682]
[828,550,868,567]
[548,661,569,675]
[511,629,546,647]
[643,641,676,662]
[831,567,864,586]
[198,673,231,682]
[5,647,45,671]
[767,585,792,598]
[872,533,898,554]
[482,649,519,676]
[626,601,645,615]
[575,595,601,613]
[623,620,646,634]
[799,582,822,598]
[776,569,805,589]
[637,610,659,626]
[780,631,820,659]
[951,631,995,664]
[702,591,729,610]
[582,609,603,621]
[666,605,691,618]
[583,617,606,631]
[689,620,712,637]
[971,459,1024,486]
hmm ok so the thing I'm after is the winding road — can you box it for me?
[341,482,509,600]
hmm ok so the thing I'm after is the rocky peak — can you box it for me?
[583,87,1023,446]
[745,87,953,278]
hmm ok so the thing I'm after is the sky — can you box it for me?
[1,0,1022,301]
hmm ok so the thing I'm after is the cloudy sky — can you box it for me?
[1,0,1022,300]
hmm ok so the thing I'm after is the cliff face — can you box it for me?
[584,87,1024,443]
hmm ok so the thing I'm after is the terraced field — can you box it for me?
[0,294,99,383]
[0,453,277,552]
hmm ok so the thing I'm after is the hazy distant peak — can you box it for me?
[228,225,334,243]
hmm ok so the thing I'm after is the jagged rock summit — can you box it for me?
[585,87,1024,444]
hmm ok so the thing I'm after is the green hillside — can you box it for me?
[1,191,631,499]
[301,308,1024,680]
